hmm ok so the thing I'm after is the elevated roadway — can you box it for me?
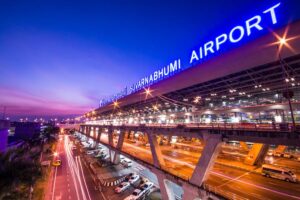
[78,124,300,200]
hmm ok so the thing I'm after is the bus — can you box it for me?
[262,164,297,183]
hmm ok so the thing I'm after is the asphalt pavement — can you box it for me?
[45,135,104,200]
[76,132,300,200]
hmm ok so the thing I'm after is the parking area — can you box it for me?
[71,132,162,200]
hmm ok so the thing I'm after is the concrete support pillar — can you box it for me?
[143,133,149,144]
[166,135,172,145]
[240,141,249,151]
[108,129,114,162]
[153,170,175,200]
[90,127,94,138]
[244,143,269,166]
[90,126,93,137]
[182,184,200,200]
[113,130,126,164]
[87,126,91,136]
[126,131,131,139]
[190,134,222,186]
[97,127,102,143]
[85,126,88,136]
[274,145,287,154]
[146,132,166,168]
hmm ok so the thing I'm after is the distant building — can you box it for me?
[9,122,41,141]
[0,120,10,152]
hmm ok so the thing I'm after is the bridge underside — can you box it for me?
[79,124,300,200]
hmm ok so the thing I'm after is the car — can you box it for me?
[121,159,133,168]
[52,159,62,167]
[86,150,97,155]
[140,182,154,192]
[94,149,106,157]
[124,189,144,200]
[124,160,133,168]
[100,154,110,160]
[283,153,293,158]
[120,155,125,161]
[139,178,149,185]
[97,146,104,150]
[125,173,134,182]
[72,146,77,150]
[94,152,106,158]
[267,151,273,156]
[128,139,136,144]
[262,164,297,182]
[94,153,105,158]
[128,174,140,184]
[98,160,110,167]
[81,142,90,147]
[114,182,131,193]
[274,152,283,157]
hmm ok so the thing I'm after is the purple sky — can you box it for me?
[1,0,299,119]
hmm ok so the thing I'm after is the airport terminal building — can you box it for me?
[87,2,300,128]
[79,2,300,200]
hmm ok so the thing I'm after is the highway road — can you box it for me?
[45,135,102,200]
[94,133,300,200]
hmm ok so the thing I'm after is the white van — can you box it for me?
[262,164,297,183]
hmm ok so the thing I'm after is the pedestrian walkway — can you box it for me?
[100,176,126,187]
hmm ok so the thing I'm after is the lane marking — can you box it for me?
[64,135,80,200]
[216,171,250,188]
[210,171,300,200]
[51,166,58,200]
[78,156,92,200]
[96,134,300,199]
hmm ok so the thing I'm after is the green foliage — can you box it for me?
[0,146,42,197]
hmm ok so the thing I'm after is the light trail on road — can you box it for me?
[64,135,92,200]
[99,136,300,199]
[77,156,92,200]
[51,167,58,200]
[90,133,300,199]
[210,171,300,200]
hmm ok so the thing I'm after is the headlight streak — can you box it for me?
[77,156,92,200]
[64,135,81,200]
[210,171,300,200]
[51,167,58,200]
[98,135,300,199]
[51,137,63,200]
[64,135,92,200]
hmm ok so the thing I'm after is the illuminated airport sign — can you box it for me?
[189,2,280,64]
[129,59,181,93]
[99,2,284,107]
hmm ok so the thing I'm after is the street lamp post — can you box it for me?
[278,38,296,130]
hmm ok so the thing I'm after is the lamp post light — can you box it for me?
[277,36,296,130]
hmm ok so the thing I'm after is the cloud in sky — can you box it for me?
[0,86,93,116]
